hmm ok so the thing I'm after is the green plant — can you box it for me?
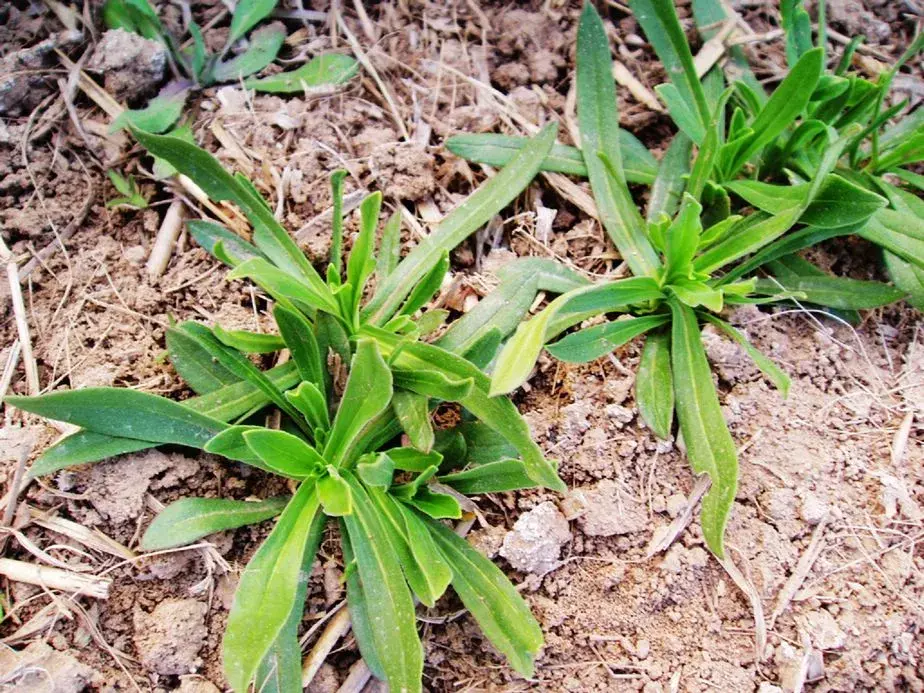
[103,0,359,133]
[105,169,149,209]
[8,125,570,692]
[483,2,905,558]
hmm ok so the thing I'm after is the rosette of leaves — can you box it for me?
[103,0,359,134]
[484,3,905,559]
[7,130,569,691]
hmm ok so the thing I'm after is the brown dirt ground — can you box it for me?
[1,1,922,692]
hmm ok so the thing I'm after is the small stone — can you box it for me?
[757,683,783,693]
[600,563,626,589]
[800,491,829,525]
[665,493,687,518]
[499,502,571,575]
[88,29,167,102]
[124,245,147,265]
[0,641,99,692]
[636,638,651,659]
[686,547,709,568]
[659,546,683,573]
[177,678,222,693]
[800,609,847,650]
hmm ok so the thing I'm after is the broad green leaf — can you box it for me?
[112,87,187,134]
[214,325,285,353]
[228,0,278,45]
[368,488,451,607]
[223,483,323,693]
[368,328,564,492]
[214,22,284,82]
[341,473,423,692]
[383,448,443,473]
[7,389,225,448]
[392,390,434,452]
[546,314,669,363]
[392,369,474,402]
[245,53,358,92]
[694,208,802,275]
[490,277,665,395]
[444,131,660,184]
[364,123,558,325]
[636,330,673,439]
[187,220,267,266]
[167,323,239,394]
[206,426,299,475]
[725,175,886,228]
[339,526,386,679]
[402,487,462,520]
[631,0,711,133]
[577,3,659,276]
[669,279,724,312]
[244,429,326,477]
[884,251,924,310]
[663,196,703,280]
[192,360,299,420]
[439,459,535,493]
[317,466,352,516]
[699,314,790,396]
[647,132,692,223]
[668,299,738,557]
[356,453,395,488]
[273,305,324,387]
[134,129,322,283]
[427,517,543,677]
[323,339,393,466]
[456,422,518,466]
[754,274,905,309]
[284,381,330,435]
[141,496,288,550]
[857,207,924,270]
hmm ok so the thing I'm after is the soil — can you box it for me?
[1,1,922,692]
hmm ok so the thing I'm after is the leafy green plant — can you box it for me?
[482,2,905,558]
[105,169,149,209]
[102,0,359,133]
[8,125,569,692]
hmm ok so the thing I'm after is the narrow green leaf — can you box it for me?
[364,123,558,325]
[214,325,285,353]
[340,525,386,679]
[213,23,284,82]
[284,381,330,436]
[187,220,266,266]
[228,257,339,315]
[427,518,543,677]
[439,459,535,494]
[636,330,673,439]
[754,275,904,309]
[341,473,423,692]
[7,389,225,448]
[884,251,924,310]
[323,339,393,466]
[392,369,473,402]
[400,251,448,316]
[694,208,803,275]
[245,53,358,92]
[347,192,382,316]
[376,211,402,282]
[141,496,288,551]
[228,0,278,45]
[546,314,669,363]
[668,299,738,557]
[167,323,239,394]
[356,453,395,488]
[699,314,791,396]
[578,3,659,276]
[647,133,692,223]
[273,305,324,387]
[223,483,323,693]
[112,87,187,134]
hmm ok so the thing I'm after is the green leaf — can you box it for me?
[141,496,288,550]
[167,323,239,394]
[364,123,558,325]
[341,473,423,692]
[284,381,330,435]
[112,87,187,134]
[647,133,692,223]
[228,0,278,45]
[392,369,474,402]
[187,22,207,80]
[668,299,738,558]
[223,482,324,693]
[273,305,324,387]
[188,220,266,266]
[214,325,285,353]
[376,211,402,282]
[884,251,924,310]
[243,429,326,477]
[444,131,660,184]
[669,279,724,312]
[245,52,359,92]
[692,0,765,101]
[133,129,322,283]
[725,175,887,229]
[427,518,543,677]
[694,208,803,275]
[383,448,443,472]
[630,0,711,134]
[323,339,393,466]
[857,207,924,270]
[754,274,904,309]
[577,3,660,276]
[340,526,386,680]
[663,195,703,281]
[636,330,673,439]
[7,389,225,448]
[490,277,665,396]
[699,314,790,396]
[392,390,434,452]
[347,192,382,316]
[439,459,535,494]
[205,425,285,473]
[228,257,339,314]
[368,488,451,607]
[781,0,813,66]
[546,314,669,363]
[317,466,352,516]
[356,453,395,488]
[400,252,448,316]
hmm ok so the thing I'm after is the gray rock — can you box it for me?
[499,501,571,574]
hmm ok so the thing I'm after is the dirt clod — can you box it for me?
[133,598,209,675]
[499,501,570,574]
[566,479,647,537]
[0,641,100,692]
[88,29,167,102]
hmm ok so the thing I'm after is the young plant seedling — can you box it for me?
[103,0,359,133]
[105,169,149,209]
[8,129,570,691]
[485,2,905,558]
